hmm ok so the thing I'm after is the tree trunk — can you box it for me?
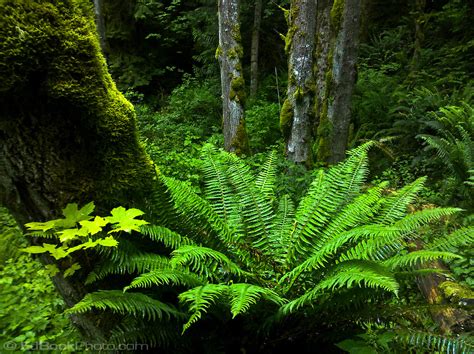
[217,0,249,155]
[410,0,426,72]
[281,0,318,166]
[315,0,362,164]
[0,0,155,342]
[94,0,107,52]
[250,0,263,97]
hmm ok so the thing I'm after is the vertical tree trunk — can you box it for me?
[315,0,362,164]
[410,0,426,72]
[94,0,106,52]
[0,0,155,342]
[281,0,318,166]
[250,0,263,97]
[217,0,249,155]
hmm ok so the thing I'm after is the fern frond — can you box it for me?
[109,317,183,348]
[225,153,275,251]
[309,184,385,255]
[86,253,170,284]
[124,269,204,291]
[255,150,277,199]
[337,228,405,263]
[376,177,427,224]
[140,224,195,249]
[201,144,240,226]
[281,225,402,288]
[394,207,461,231]
[162,176,239,251]
[179,284,229,332]
[289,143,372,261]
[395,330,474,354]
[383,250,461,269]
[170,245,251,279]
[229,283,286,319]
[280,260,398,314]
[425,227,474,251]
[67,290,184,321]
[265,195,295,264]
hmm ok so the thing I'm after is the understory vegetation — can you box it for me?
[0,0,473,352]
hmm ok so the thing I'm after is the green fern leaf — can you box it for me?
[67,290,184,321]
[179,284,229,332]
[124,269,203,291]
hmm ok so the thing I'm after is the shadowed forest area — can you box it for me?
[0,0,473,352]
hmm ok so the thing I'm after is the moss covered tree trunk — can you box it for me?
[281,0,317,166]
[217,0,249,155]
[0,0,155,342]
[250,0,263,97]
[315,0,362,164]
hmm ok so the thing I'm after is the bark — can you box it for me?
[250,0,263,97]
[281,0,318,166]
[414,242,472,334]
[217,0,249,155]
[410,0,426,72]
[315,0,362,164]
[0,0,155,342]
[94,0,107,52]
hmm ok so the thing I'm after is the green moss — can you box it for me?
[229,75,246,104]
[230,119,250,156]
[282,5,300,54]
[280,99,293,140]
[0,0,155,210]
[439,281,474,302]
[228,45,243,60]
[330,0,345,33]
[215,45,222,59]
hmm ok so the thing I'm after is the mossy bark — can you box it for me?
[282,0,317,166]
[314,0,362,164]
[217,0,249,155]
[0,0,156,342]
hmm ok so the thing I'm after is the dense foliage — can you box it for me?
[0,0,473,352]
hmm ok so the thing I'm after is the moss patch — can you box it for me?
[330,0,345,33]
[230,75,246,104]
[439,281,474,303]
[230,119,250,156]
[0,0,155,211]
[280,99,293,140]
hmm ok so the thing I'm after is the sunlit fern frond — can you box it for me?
[425,226,474,252]
[201,144,241,227]
[375,177,427,224]
[124,268,204,291]
[170,245,252,279]
[280,260,398,315]
[179,284,229,332]
[287,142,373,262]
[86,252,170,284]
[140,224,195,249]
[264,194,295,265]
[67,290,185,321]
[382,250,461,270]
[224,153,275,252]
[255,150,278,200]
